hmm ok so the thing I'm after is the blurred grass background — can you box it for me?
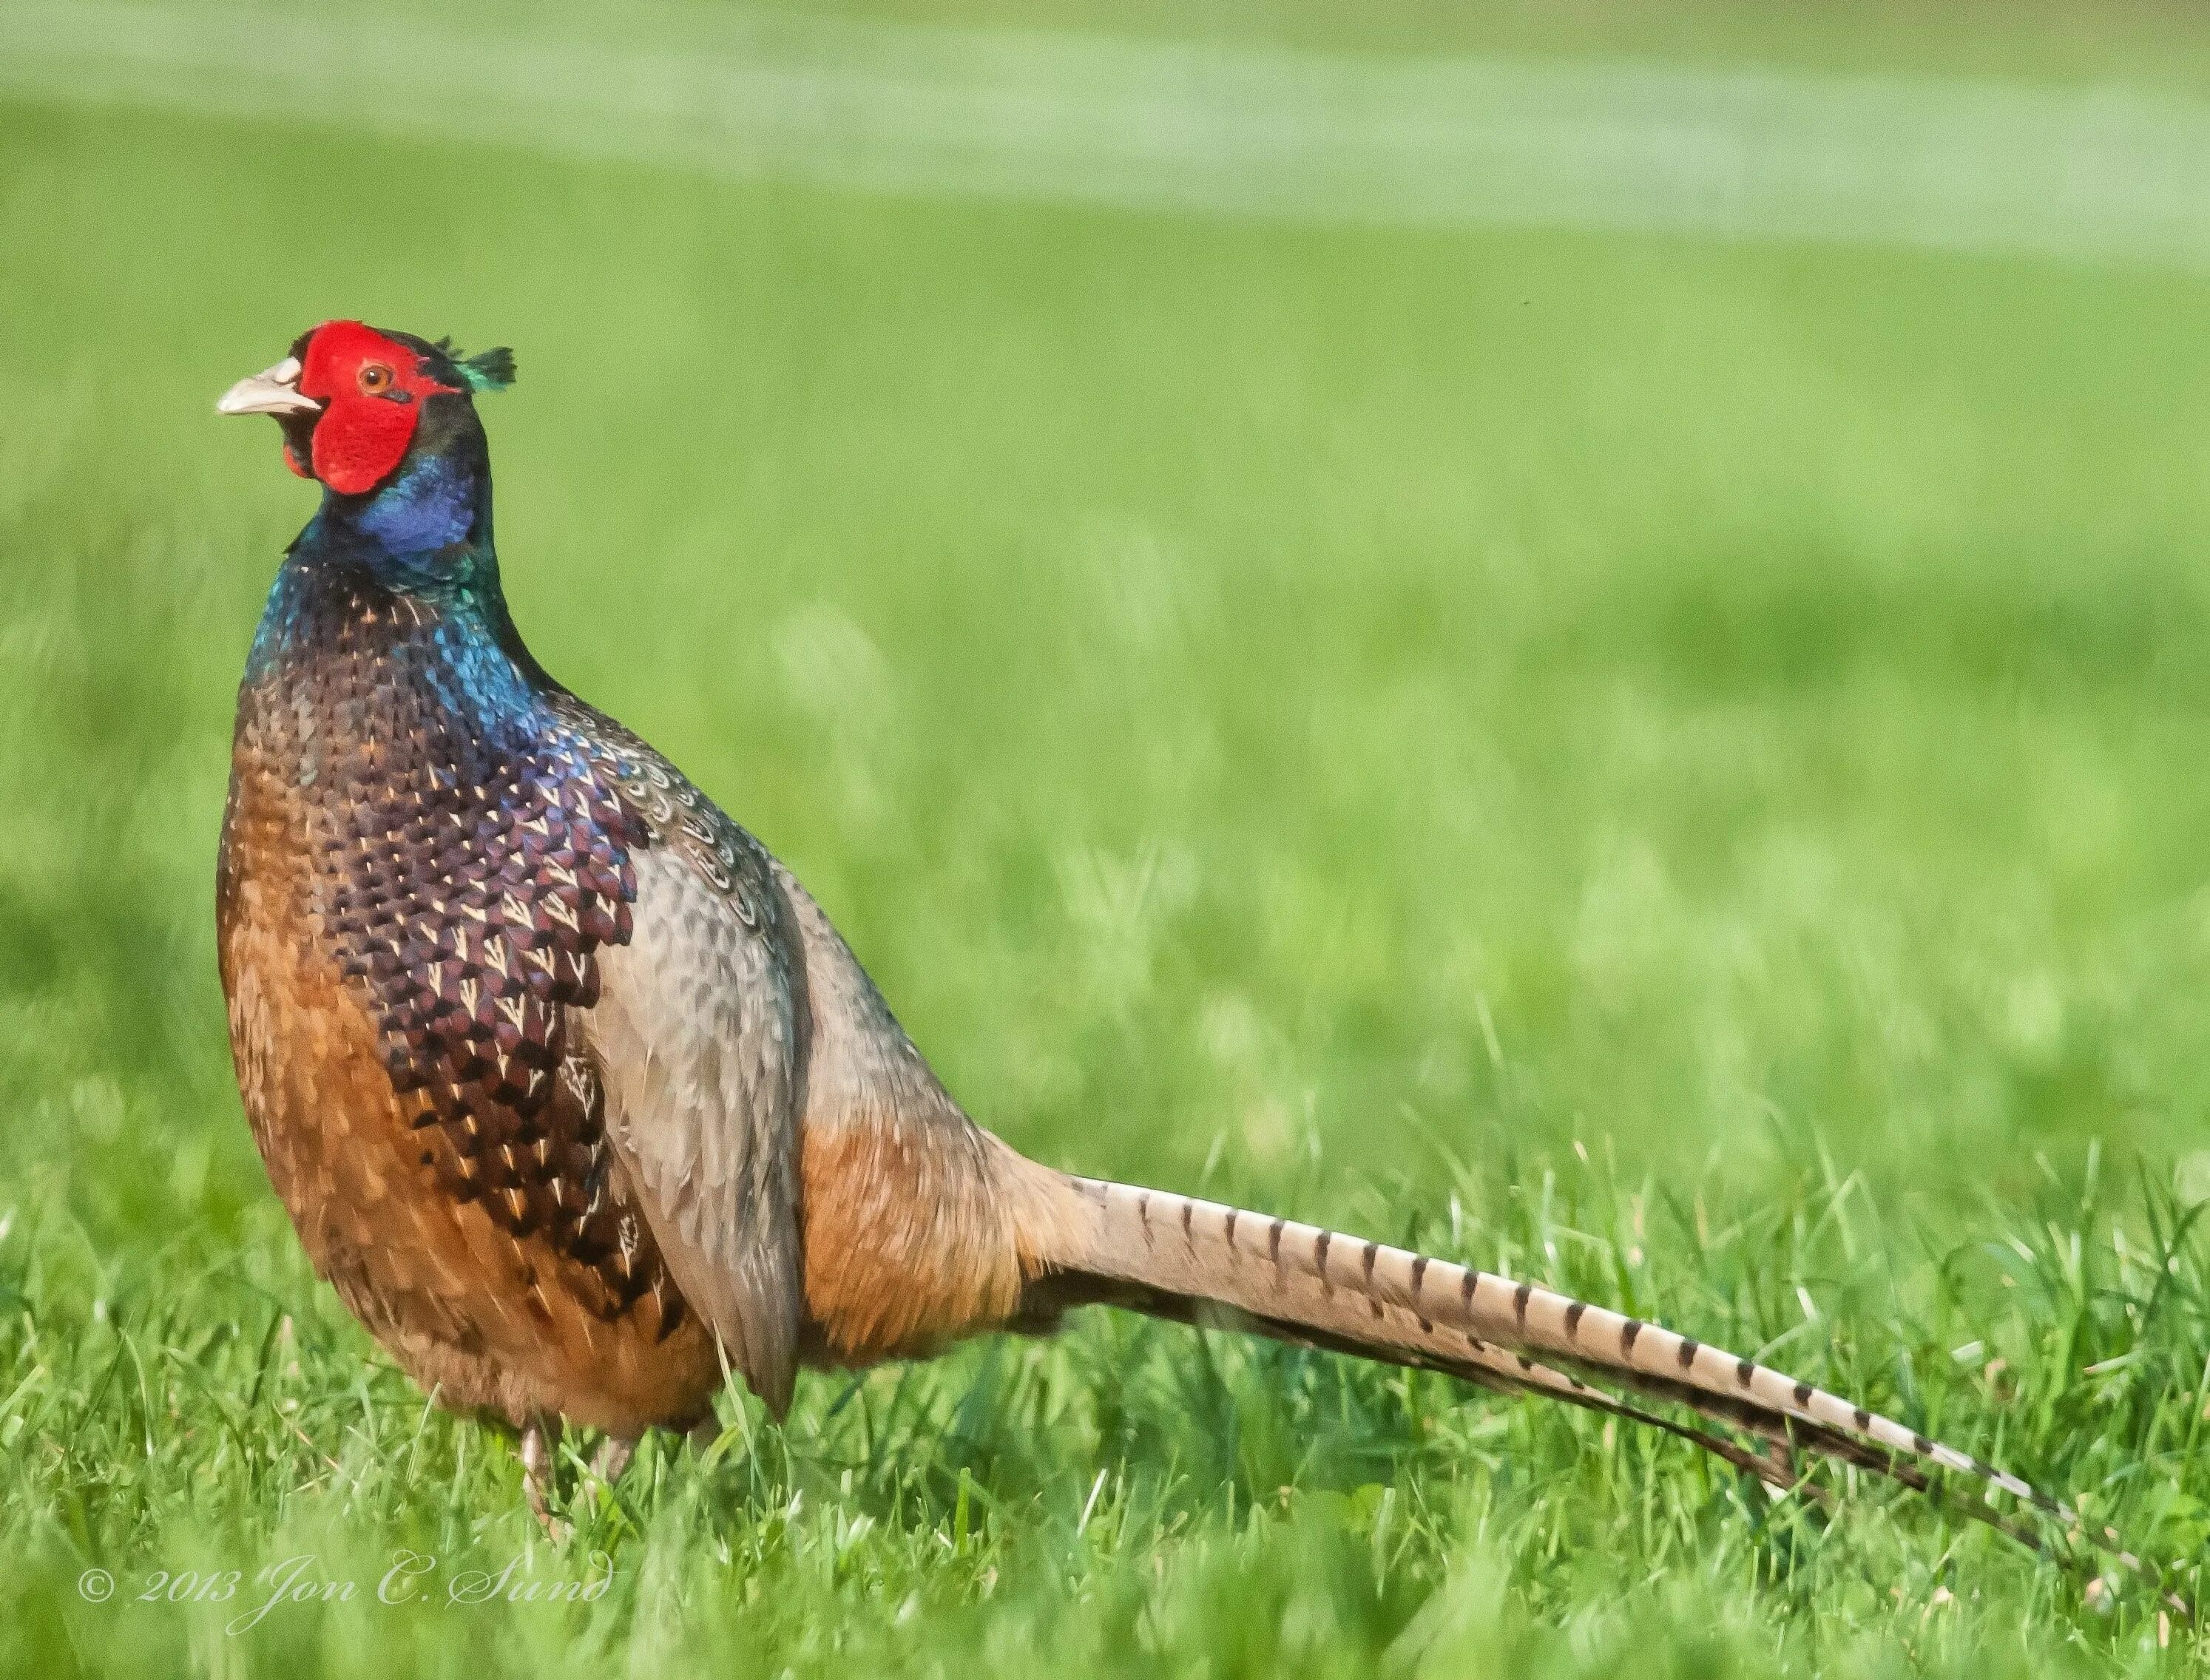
[9,0,2210,1673]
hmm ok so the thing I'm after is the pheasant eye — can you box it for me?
[358,363,393,395]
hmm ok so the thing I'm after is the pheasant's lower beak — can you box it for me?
[217,356,322,417]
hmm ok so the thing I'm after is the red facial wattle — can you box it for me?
[293,321,460,495]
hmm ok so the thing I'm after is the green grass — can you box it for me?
[10,1,2210,1671]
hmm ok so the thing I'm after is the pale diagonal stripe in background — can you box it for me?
[5,2,2210,268]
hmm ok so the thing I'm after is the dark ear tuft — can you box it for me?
[459,346,516,393]
[428,336,516,393]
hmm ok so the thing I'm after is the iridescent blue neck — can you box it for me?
[296,445,497,594]
[243,446,538,736]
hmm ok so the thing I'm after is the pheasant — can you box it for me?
[215,321,2135,1579]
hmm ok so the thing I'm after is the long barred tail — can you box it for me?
[1021,1175,2171,1600]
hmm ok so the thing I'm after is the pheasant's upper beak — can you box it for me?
[217,356,322,417]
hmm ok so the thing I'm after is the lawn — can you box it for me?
[7,1,2210,1672]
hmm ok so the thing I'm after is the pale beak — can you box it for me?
[216,356,322,417]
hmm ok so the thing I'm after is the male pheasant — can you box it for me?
[215,321,2121,1568]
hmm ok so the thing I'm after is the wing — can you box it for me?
[572,722,811,1417]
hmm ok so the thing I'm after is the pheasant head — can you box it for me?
[219,321,516,569]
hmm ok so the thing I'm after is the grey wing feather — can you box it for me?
[583,833,809,1415]
[771,863,953,1128]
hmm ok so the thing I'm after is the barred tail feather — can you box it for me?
[1024,1175,2168,1596]
[1108,1273,1842,1498]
